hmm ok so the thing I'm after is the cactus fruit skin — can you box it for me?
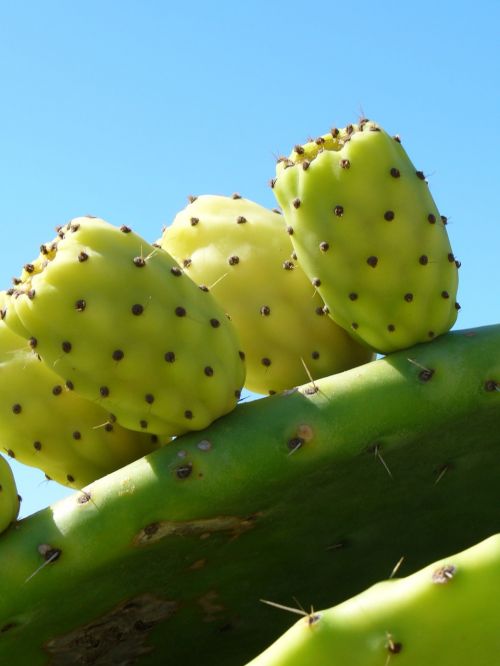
[3,217,246,436]
[0,456,20,534]
[0,292,163,489]
[272,121,459,354]
[160,194,374,394]
[0,324,498,666]
[246,534,500,666]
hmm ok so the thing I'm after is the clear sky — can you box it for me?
[1,1,499,518]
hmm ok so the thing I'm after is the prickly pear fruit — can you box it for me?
[160,194,373,394]
[0,292,163,488]
[3,217,245,436]
[0,456,19,534]
[272,120,459,354]
[247,534,500,666]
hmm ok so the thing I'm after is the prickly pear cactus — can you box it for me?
[2,217,246,436]
[0,456,19,534]
[0,292,163,489]
[272,120,460,353]
[246,534,500,666]
[160,194,373,394]
[0,324,498,666]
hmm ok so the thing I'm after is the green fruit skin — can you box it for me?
[161,194,374,395]
[273,121,459,354]
[247,534,500,666]
[3,217,246,436]
[0,291,163,489]
[0,456,19,534]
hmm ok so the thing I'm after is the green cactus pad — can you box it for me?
[247,534,500,666]
[160,194,373,395]
[0,456,20,535]
[272,121,459,353]
[3,217,246,436]
[0,325,498,665]
[0,292,163,489]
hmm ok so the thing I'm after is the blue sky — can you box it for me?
[1,1,499,517]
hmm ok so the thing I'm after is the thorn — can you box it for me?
[260,598,320,626]
[25,548,61,583]
[300,357,318,395]
[260,599,308,617]
[373,444,393,479]
[208,272,229,291]
[385,632,403,662]
[407,358,434,380]
[389,556,404,579]
[287,438,304,457]
[77,491,99,511]
[144,247,160,262]
[434,464,450,485]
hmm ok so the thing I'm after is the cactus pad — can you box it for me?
[247,534,500,666]
[0,456,19,535]
[0,325,498,665]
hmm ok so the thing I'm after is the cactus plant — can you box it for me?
[0,291,163,489]
[0,456,20,534]
[272,121,459,353]
[0,324,498,665]
[2,216,246,437]
[246,533,500,666]
[160,193,373,395]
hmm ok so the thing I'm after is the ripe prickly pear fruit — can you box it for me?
[272,120,460,354]
[0,292,163,488]
[3,217,245,436]
[247,534,500,666]
[160,194,373,395]
[0,456,19,534]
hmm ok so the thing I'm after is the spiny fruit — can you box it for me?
[0,455,20,534]
[160,194,373,395]
[0,291,163,489]
[2,217,246,436]
[272,120,460,354]
[247,534,500,666]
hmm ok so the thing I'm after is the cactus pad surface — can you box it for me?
[247,534,500,666]
[0,456,19,534]
[0,325,498,665]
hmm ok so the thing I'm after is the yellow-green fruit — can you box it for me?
[0,456,20,534]
[160,195,373,395]
[3,217,246,436]
[0,292,163,488]
[273,121,459,354]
